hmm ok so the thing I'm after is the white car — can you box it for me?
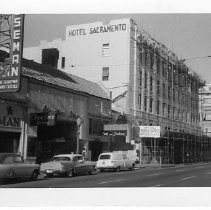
[96,152,135,172]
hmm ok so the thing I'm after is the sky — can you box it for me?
[17,0,211,83]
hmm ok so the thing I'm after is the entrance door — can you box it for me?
[0,131,20,153]
[89,140,103,161]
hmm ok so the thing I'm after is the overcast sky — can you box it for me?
[23,12,211,83]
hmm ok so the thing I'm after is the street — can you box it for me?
[1,163,211,188]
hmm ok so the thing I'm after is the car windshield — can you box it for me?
[0,153,15,164]
[51,156,71,161]
[99,154,110,160]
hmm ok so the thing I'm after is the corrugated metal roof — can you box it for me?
[22,67,110,100]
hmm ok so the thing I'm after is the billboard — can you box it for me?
[0,14,24,92]
[139,126,160,138]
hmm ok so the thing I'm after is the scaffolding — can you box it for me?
[130,22,211,165]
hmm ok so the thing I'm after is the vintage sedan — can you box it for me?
[40,154,96,177]
[0,153,40,181]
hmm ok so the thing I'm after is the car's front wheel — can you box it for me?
[46,173,53,178]
[115,166,120,172]
[66,169,74,177]
[88,166,95,175]
[129,164,135,171]
[31,170,39,181]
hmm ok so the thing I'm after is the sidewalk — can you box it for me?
[134,161,210,170]
[135,164,175,169]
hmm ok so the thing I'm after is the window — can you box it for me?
[162,62,165,77]
[122,154,127,159]
[139,71,142,87]
[144,73,148,89]
[157,59,160,74]
[168,86,171,100]
[168,105,171,118]
[89,118,104,135]
[42,48,59,68]
[150,53,154,69]
[72,156,78,162]
[156,100,160,115]
[27,137,37,157]
[150,76,153,92]
[52,156,71,161]
[144,96,147,111]
[99,154,111,160]
[61,57,65,69]
[204,98,211,104]
[102,43,110,57]
[162,103,166,116]
[157,80,160,96]
[3,156,14,164]
[163,83,166,98]
[138,94,142,109]
[173,107,175,119]
[102,67,109,81]
[13,156,23,163]
[144,50,148,68]
[149,98,153,113]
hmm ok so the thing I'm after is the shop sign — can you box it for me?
[56,110,80,122]
[104,124,128,131]
[139,126,160,138]
[0,14,25,92]
[30,112,55,126]
[0,104,22,128]
[103,131,127,136]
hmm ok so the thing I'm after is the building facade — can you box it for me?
[23,18,210,164]
[0,51,112,162]
[199,83,211,137]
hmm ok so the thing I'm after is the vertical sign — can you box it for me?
[0,14,24,92]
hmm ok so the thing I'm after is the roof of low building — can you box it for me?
[0,50,110,100]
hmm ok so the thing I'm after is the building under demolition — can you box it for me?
[23,17,211,165]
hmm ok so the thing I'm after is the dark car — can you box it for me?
[0,153,40,181]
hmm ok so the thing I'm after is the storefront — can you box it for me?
[29,109,80,163]
[0,100,25,154]
[0,50,112,163]
[103,114,133,153]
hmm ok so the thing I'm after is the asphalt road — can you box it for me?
[1,163,211,188]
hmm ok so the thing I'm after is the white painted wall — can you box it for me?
[23,18,133,99]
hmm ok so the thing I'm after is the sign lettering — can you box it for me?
[68,23,127,37]
[0,14,24,92]
[30,112,55,126]
[0,105,22,128]
[139,126,160,138]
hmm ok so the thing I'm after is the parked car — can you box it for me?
[125,150,140,164]
[0,153,40,181]
[40,154,96,177]
[96,152,135,172]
